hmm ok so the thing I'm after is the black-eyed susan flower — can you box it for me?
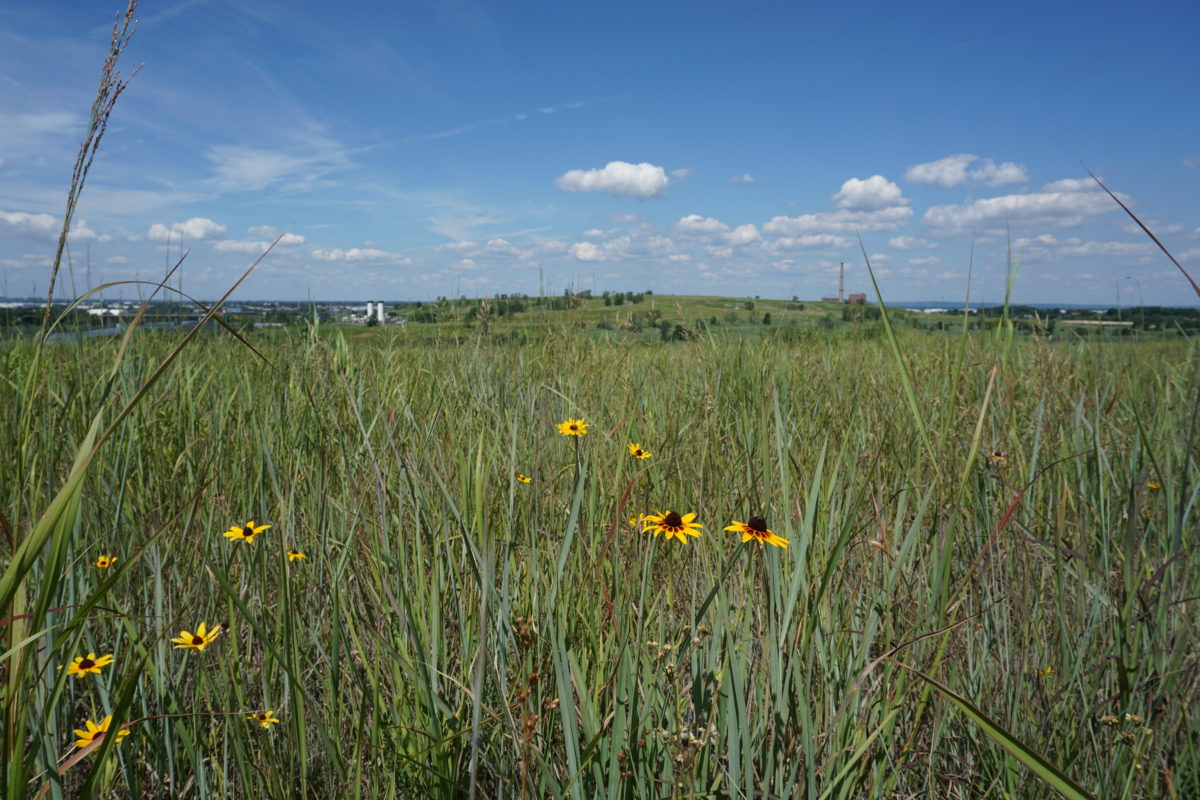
[286,549,307,562]
[223,521,270,543]
[627,443,652,459]
[516,473,532,484]
[556,418,588,437]
[171,623,222,651]
[95,554,117,569]
[247,710,280,729]
[987,451,1007,468]
[627,514,644,527]
[641,510,702,544]
[74,716,129,748]
[724,516,789,548]
[64,652,114,678]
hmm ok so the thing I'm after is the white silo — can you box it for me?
[365,301,374,319]
[375,302,385,323]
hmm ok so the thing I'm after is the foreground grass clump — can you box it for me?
[2,325,1197,798]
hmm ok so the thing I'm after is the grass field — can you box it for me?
[3,314,1197,798]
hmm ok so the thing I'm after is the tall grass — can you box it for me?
[3,322,1197,798]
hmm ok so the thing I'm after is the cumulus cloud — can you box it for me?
[769,234,853,250]
[832,175,907,211]
[764,205,914,235]
[214,233,304,253]
[1040,177,1098,193]
[0,210,57,237]
[922,187,1120,235]
[146,218,227,242]
[905,154,1028,188]
[676,214,729,235]
[311,247,411,263]
[674,215,759,245]
[889,236,936,250]
[730,173,755,183]
[555,161,670,198]
[567,230,681,262]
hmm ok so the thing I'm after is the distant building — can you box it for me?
[848,293,867,305]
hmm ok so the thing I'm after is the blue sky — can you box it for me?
[2,0,1198,303]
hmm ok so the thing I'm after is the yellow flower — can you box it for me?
[247,710,280,729]
[987,451,1007,467]
[641,510,702,544]
[627,514,644,527]
[73,716,129,749]
[286,549,307,562]
[516,473,532,483]
[556,418,588,437]
[64,652,114,678]
[171,622,222,651]
[223,520,271,544]
[627,443,652,459]
[1036,666,1053,678]
[724,516,789,549]
[95,554,117,569]
[1147,482,1162,491]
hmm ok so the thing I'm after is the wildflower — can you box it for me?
[223,521,271,544]
[987,451,1007,467]
[65,652,114,678]
[1098,714,1119,726]
[556,418,588,437]
[724,516,789,549]
[286,550,307,562]
[171,623,222,651]
[247,710,280,729]
[95,554,117,569]
[516,473,532,484]
[1124,713,1144,726]
[74,716,129,749]
[627,443,652,459]
[1147,482,1162,491]
[642,510,702,544]
[1036,666,1053,678]
[628,514,644,527]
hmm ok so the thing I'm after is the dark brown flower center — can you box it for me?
[79,658,95,670]
[663,512,683,527]
[569,424,579,431]
[243,525,254,537]
[191,635,204,645]
[634,449,643,456]
[748,516,768,533]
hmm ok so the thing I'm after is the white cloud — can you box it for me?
[730,173,755,183]
[906,154,1028,188]
[764,205,914,235]
[146,218,227,242]
[105,255,128,264]
[905,154,976,187]
[970,159,1028,187]
[770,234,853,250]
[832,175,907,211]
[922,187,1119,235]
[0,209,57,237]
[569,241,603,261]
[726,223,761,245]
[1057,240,1154,258]
[1040,177,1098,193]
[555,161,669,198]
[676,214,729,235]
[214,233,304,253]
[311,247,411,263]
[671,167,694,179]
[907,256,941,266]
[610,213,641,223]
[675,215,759,245]
[889,236,936,250]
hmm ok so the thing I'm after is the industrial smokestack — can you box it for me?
[839,262,845,303]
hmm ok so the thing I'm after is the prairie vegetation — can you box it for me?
[3,319,1198,798]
